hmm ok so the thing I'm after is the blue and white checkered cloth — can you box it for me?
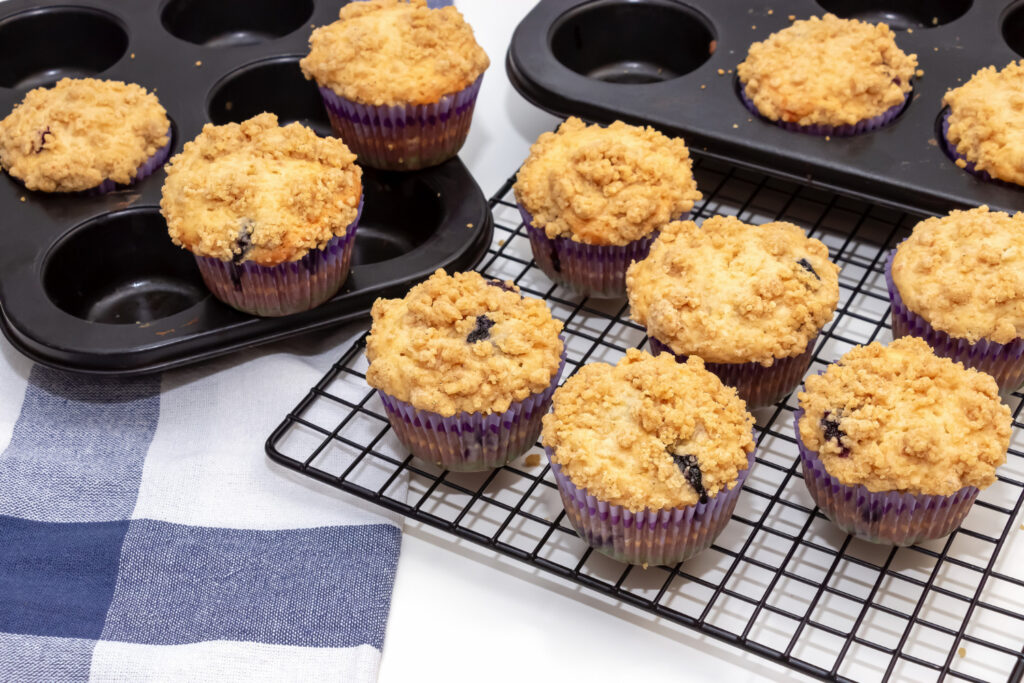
[0,324,402,682]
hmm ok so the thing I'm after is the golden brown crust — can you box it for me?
[513,117,701,246]
[0,78,169,193]
[737,14,917,127]
[943,61,1024,186]
[542,349,755,512]
[627,216,840,365]
[300,0,489,106]
[798,337,1010,496]
[160,113,362,265]
[365,270,564,417]
[893,206,1024,345]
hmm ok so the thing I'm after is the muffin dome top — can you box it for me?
[798,337,1010,496]
[542,349,755,512]
[160,113,361,266]
[300,0,490,106]
[893,206,1024,344]
[0,78,169,192]
[627,216,840,365]
[943,61,1024,186]
[365,270,564,417]
[513,117,701,246]
[737,14,917,127]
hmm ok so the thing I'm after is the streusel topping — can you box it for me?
[366,270,564,417]
[0,78,170,192]
[943,61,1024,186]
[737,14,917,127]
[542,349,755,512]
[627,216,840,365]
[893,206,1024,344]
[301,0,489,106]
[160,113,361,265]
[513,117,702,246]
[798,337,1010,496]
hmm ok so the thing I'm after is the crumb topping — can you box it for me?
[513,117,701,246]
[365,270,564,417]
[943,61,1024,186]
[737,14,917,127]
[160,113,362,265]
[0,78,169,192]
[542,349,755,512]
[627,216,840,365]
[798,337,1011,496]
[893,206,1024,344]
[300,0,490,106]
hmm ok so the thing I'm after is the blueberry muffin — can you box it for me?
[366,270,565,471]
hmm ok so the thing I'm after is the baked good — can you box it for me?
[301,0,489,170]
[160,113,362,317]
[366,270,565,471]
[887,206,1024,391]
[0,77,170,193]
[542,349,755,565]
[737,14,917,135]
[626,215,840,407]
[513,117,701,298]
[796,337,1011,545]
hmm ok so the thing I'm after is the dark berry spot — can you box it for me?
[671,453,709,504]
[820,411,850,457]
[232,220,253,265]
[34,126,51,154]
[798,258,820,280]
[466,314,495,343]
[486,279,519,294]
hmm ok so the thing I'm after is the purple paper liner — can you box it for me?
[939,109,1017,186]
[548,448,756,566]
[88,131,172,195]
[793,410,979,545]
[739,84,908,136]
[377,344,566,472]
[195,198,363,317]
[648,335,815,408]
[318,75,483,171]
[518,204,679,299]
[884,248,1024,392]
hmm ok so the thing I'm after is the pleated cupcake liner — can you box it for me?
[939,109,1017,186]
[89,131,172,195]
[648,335,816,408]
[195,199,362,317]
[547,448,755,566]
[739,84,908,136]
[319,75,483,171]
[793,410,978,546]
[884,248,1024,392]
[518,204,678,299]
[378,346,566,472]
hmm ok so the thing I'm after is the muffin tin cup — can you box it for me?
[318,75,484,171]
[648,335,816,408]
[547,448,755,566]
[89,132,173,196]
[884,249,1024,392]
[194,200,362,318]
[377,346,566,472]
[738,84,908,138]
[518,204,671,299]
[793,410,979,546]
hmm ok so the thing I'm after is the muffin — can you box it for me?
[0,77,170,193]
[301,0,489,171]
[941,61,1024,185]
[513,117,702,298]
[542,349,756,566]
[365,270,565,472]
[737,14,917,135]
[796,337,1011,546]
[160,113,362,317]
[627,216,840,407]
[886,206,1024,392]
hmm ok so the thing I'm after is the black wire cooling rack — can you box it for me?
[266,157,1024,683]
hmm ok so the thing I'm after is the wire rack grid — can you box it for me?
[266,156,1024,683]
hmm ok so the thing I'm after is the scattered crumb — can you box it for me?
[709,39,717,55]
[767,9,773,15]
[932,17,939,25]
[727,69,733,74]
[466,222,474,228]
[916,69,924,78]
[130,53,135,60]
[19,196,25,202]
[732,123,739,128]
[194,60,202,67]
[1019,523,1023,530]
[642,562,649,570]
[752,25,756,30]
[907,28,913,34]
[957,647,966,658]
[934,47,939,51]
[524,453,541,467]
[436,192,441,197]
[701,84,706,89]
[928,138,938,147]
[717,68,725,75]
[955,158,967,168]
[825,135,831,141]
[788,14,795,20]
[497,239,505,246]
[225,101,233,111]
[747,118,752,122]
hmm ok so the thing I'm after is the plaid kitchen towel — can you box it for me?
[0,322,403,682]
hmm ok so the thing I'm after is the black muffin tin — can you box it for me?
[508,0,1024,216]
[0,0,493,375]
